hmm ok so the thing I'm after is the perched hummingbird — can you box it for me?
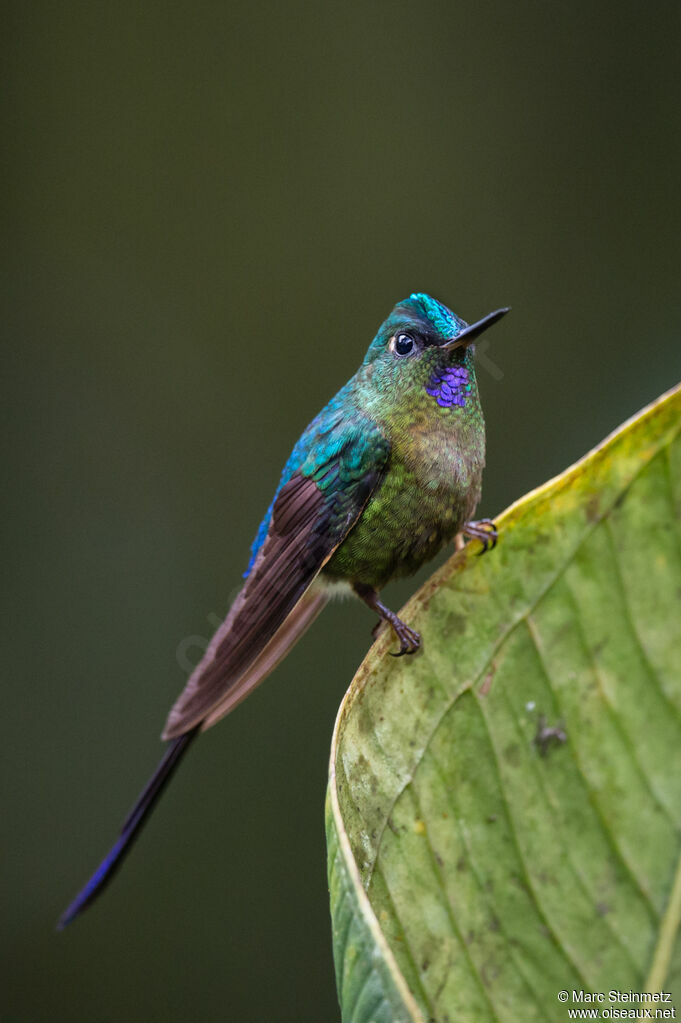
[58,292,508,928]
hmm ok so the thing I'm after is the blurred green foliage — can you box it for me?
[3,2,680,1021]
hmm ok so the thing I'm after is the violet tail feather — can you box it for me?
[57,726,200,929]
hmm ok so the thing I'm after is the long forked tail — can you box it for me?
[57,726,200,929]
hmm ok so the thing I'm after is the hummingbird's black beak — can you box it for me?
[443,307,510,349]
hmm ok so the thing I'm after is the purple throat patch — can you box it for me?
[426,365,471,408]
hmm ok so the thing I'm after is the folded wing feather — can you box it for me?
[162,444,385,738]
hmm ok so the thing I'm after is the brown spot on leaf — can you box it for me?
[503,742,522,766]
[479,663,496,697]
[586,494,601,523]
[444,611,467,637]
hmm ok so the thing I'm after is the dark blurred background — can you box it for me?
[3,2,680,1020]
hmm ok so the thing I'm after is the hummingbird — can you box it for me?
[58,292,509,928]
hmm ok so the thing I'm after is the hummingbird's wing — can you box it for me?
[162,417,390,739]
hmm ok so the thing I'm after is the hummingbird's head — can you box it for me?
[362,293,509,405]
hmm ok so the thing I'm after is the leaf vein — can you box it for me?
[524,612,658,918]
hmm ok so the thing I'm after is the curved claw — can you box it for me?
[355,583,421,657]
[463,518,499,556]
[389,625,421,657]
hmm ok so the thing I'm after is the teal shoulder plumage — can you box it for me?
[245,380,389,575]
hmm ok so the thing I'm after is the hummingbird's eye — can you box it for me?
[391,333,415,357]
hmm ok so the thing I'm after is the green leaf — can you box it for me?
[327,384,681,1022]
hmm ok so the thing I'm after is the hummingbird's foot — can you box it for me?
[354,583,421,657]
[389,619,422,657]
[463,518,499,555]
